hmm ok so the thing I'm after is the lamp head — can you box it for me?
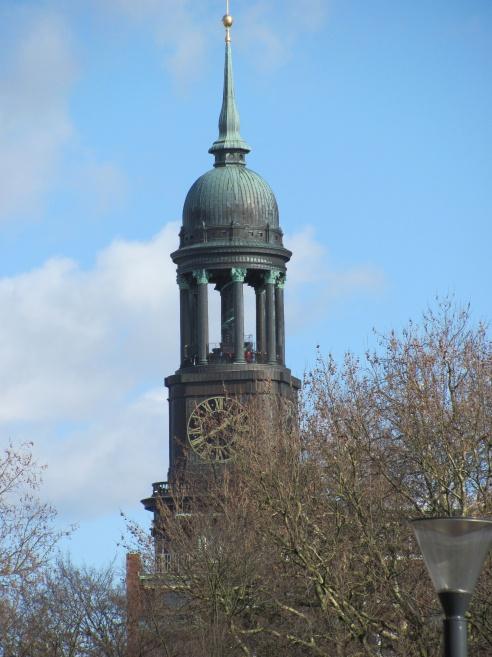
[412,517,492,598]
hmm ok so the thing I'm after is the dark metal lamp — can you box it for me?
[412,517,492,657]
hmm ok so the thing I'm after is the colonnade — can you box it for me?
[177,269,286,367]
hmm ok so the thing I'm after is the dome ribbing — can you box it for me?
[183,166,278,229]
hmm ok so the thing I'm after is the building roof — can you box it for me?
[180,27,281,245]
[183,165,279,229]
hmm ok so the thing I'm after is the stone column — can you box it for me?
[189,285,197,362]
[264,270,280,365]
[177,275,190,366]
[220,282,234,349]
[255,286,266,363]
[275,273,286,366]
[193,269,209,365]
[231,268,247,364]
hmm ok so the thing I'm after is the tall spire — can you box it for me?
[209,2,251,165]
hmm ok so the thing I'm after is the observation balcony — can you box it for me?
[141,481,193,514]
[180,337,283,368]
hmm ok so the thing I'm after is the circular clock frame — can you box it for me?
[187,396,246,463]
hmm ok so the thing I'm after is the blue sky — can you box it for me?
[0,0,491,567]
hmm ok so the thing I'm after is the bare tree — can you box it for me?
[0,557,127,657]
[0,441,63,590]
[129,301,492,657]
[0,440,71,649]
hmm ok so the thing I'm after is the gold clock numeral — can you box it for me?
[190,435,205,448]
[188,425,203,435]
[214,396,224,411]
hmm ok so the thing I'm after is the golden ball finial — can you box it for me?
[222,14,233,28]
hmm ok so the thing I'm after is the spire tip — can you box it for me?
[222,14,233,28]
[209,0,251,162]
[223,1,233,42]
[222,14,233,42]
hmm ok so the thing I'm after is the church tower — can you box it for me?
[142,7,300,540]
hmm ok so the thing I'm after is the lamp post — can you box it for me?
[411,517,492,657]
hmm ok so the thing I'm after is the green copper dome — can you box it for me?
[179,37,283,249]
[183,166,279,229]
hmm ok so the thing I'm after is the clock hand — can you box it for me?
[205,418,234,440]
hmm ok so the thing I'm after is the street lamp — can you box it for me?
[411,517,492,657]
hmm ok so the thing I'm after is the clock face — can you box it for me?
[187,396,246,463]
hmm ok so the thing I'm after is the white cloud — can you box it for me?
[0,223,179,424]
[0,222,381,519]
[0,222,179,517]
[96,0,330,83]
[239,0,330,72]
[99,0,211,88]
[0,6,129,222]
[0,10,75,220]
[41,387,168,518]
[285,227,385,332]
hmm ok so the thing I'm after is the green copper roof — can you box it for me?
[179,23,283,248]
[183,165,278,229]
[209,41,251,159]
